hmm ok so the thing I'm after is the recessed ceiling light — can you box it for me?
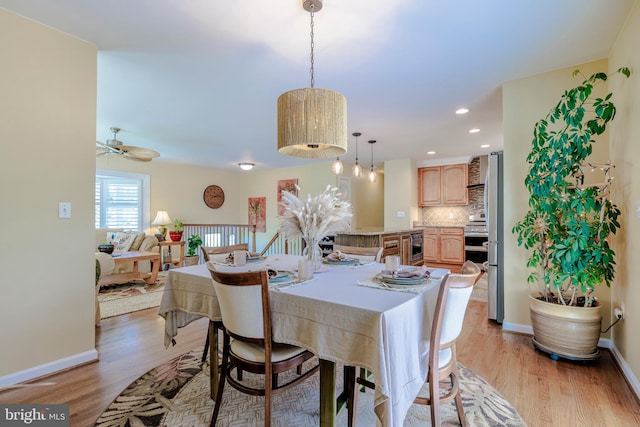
[238,162,255,171]
[469,128,480,134]
[427,151,436,155]
[481,144,490,148]
[455,108,469,115]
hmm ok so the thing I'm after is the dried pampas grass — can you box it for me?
[278,185,352,243]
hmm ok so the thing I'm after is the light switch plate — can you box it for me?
[396,211,405,217]
[59,202,71,219]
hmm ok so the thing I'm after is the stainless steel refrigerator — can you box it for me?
[486,151,504,322]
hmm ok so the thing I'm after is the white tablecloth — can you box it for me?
[158,254,448,426]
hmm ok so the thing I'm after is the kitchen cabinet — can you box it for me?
[418,164,469,206]
[335,229,424,266]
[422,227,464,272]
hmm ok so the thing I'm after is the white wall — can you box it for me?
[384,158,417,230]
[609,0,640,390]
[0,9,97,382]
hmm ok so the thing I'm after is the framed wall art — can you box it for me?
[277,179,298,215]
[248,197,266,232]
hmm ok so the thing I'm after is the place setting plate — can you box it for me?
[376,274,429,286]
[268,270,295,284]
[322,257,360,266]
[246,255,267,263]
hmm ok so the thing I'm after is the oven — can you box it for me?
[464,222,488,266]
[410,232,423,264]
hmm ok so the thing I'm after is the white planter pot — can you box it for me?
[529,294,602,361]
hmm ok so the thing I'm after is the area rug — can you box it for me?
[94,347,526,426]
[98,272,166,319]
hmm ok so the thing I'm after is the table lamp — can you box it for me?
[152,210,172,240]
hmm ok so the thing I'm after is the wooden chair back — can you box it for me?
[205,262,319,426]
[207,262,270,341]
[415,269,480,426]
[201,243,249,262]
[333,244,383,263]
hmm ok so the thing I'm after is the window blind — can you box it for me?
[95,175,143,230]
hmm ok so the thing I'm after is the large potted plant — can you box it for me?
[184,234,203,266]
[512,67,630,360]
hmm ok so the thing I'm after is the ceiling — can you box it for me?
[1,0,635,171]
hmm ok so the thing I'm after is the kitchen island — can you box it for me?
[335,228,424,266]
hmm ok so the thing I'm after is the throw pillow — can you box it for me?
[111,232,136,253]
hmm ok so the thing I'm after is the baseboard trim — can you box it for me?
[501,321,532,335]
[0,349,98,386]
[610,343,640,400]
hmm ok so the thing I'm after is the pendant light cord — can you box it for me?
[309,5,315,88]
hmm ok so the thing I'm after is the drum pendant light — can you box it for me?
[277,0,347,158]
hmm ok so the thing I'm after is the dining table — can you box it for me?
[158,254,449,426]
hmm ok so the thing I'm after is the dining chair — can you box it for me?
[332,244,383,263]
[460,260,482,281]
[199,243,251,362]
[353,269,479,426]
[412,269,480,426]
[206,262,319,427]
[201,243,249,262]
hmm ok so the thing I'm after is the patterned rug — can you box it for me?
[95,347,526,426]
[97,272,166,319]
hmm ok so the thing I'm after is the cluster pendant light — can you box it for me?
[277,0,347,159]
[368,140,377,182]
[332,156,343,175]
[352,132,362,177]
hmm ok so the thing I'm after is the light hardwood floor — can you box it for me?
[1,301,639,426]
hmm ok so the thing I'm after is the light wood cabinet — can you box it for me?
[336,231,424,266]
[422,227,464,272]
[439,228,465,264]
[381,234,400,260]
[418,164,469,206]
[422,228,439,262]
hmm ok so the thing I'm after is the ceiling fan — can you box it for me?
[96,127,160,162]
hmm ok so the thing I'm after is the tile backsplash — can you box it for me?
[418,156,485,226]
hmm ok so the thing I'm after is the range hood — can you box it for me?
[467,155,488,188]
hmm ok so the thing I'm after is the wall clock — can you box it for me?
[203,185,225,209]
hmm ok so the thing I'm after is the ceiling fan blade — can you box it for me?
[96,140,123,154]
[121,145,160,159]
[96,133,160,161]
[123,152,153,162]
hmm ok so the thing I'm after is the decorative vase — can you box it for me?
[169,231,183,242]
[302,238,323,270]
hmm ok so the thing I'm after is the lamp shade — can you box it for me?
[152,210,172,225]
[277,88,347,158]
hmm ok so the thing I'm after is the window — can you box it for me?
[95,170,150,231]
